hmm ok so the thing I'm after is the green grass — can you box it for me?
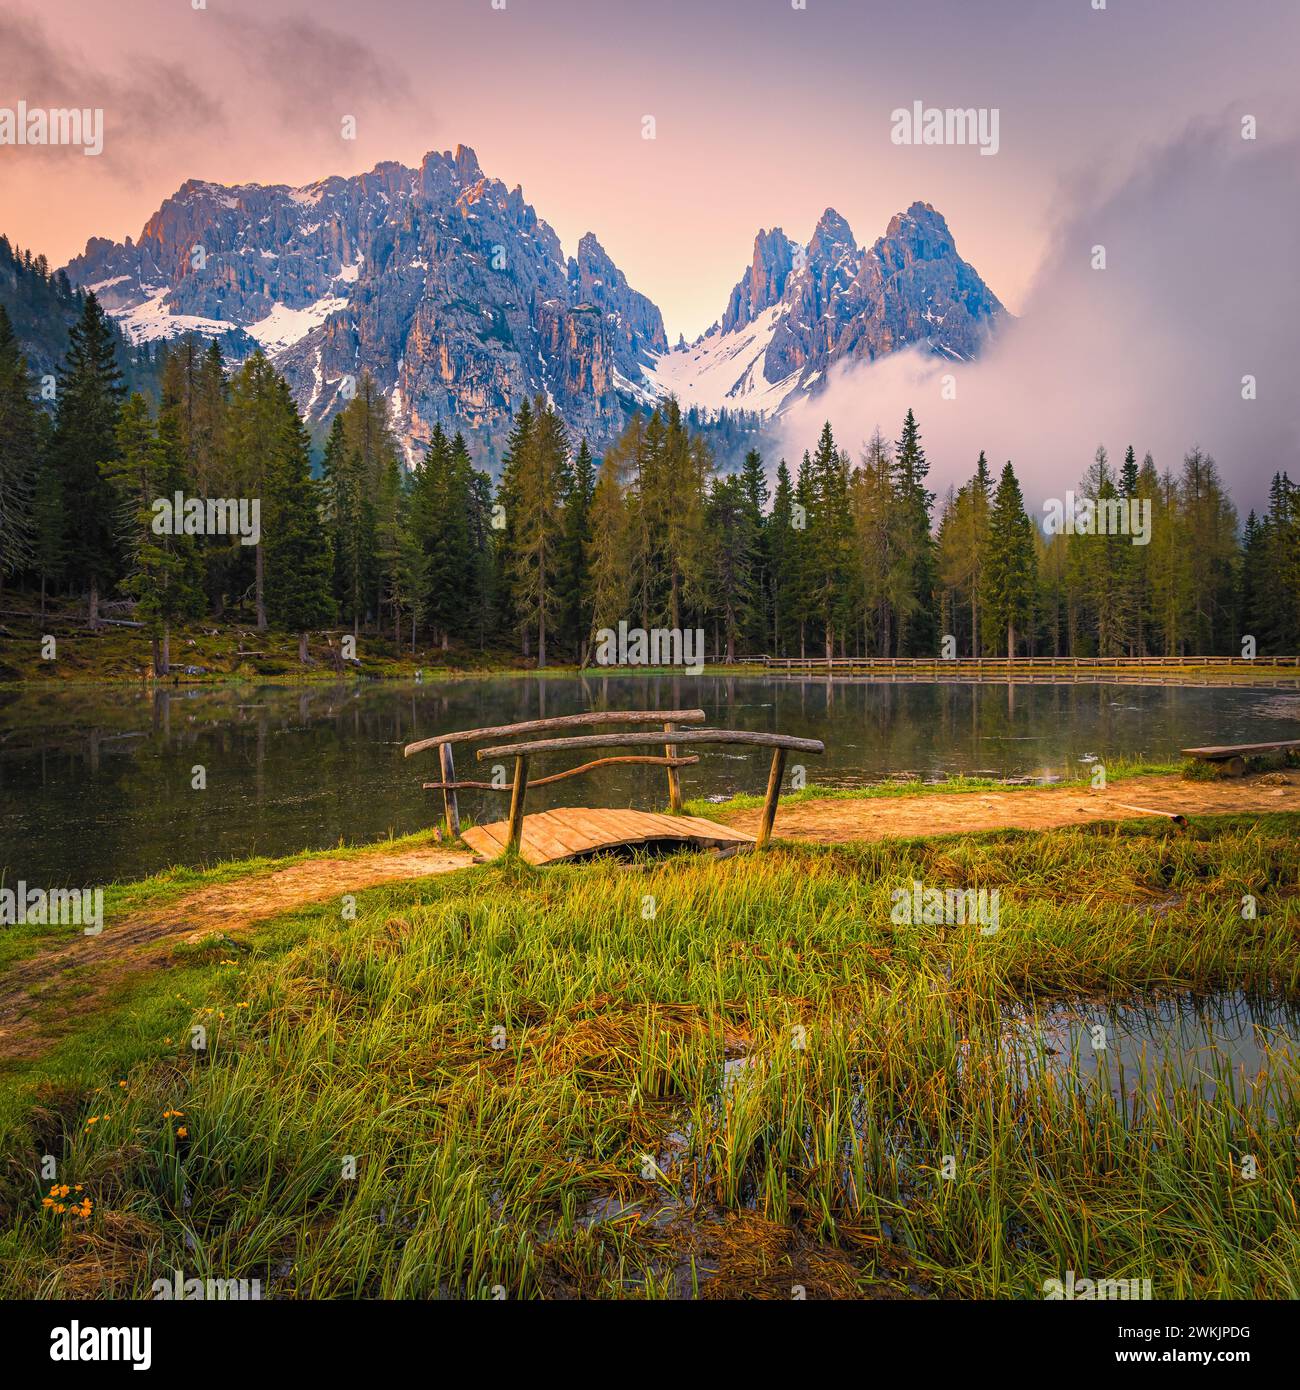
[1,815,1298,1299]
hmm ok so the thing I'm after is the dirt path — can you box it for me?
[722,772,1300,843]
[0,844,473,1064]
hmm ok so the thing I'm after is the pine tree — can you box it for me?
[768,458,797,655]
[318,373,398,637]
[225,353,285,631]
[893,408,938,654]
[706,473,756,661]
[1179,447,1237,654]
[584,453,631,657]
[104,393,202,675]
[495,397,533,654]
[30,412,64,617]
[465,463,497,651]
[803,422,856,658]
[51,292,125,624]
[0,305,38,583]
[511,398,568,666]
[263,379,335,662]
[560,438,596,661]
[984,461,1036,659]
[850,429,903,656]
[936,451,993,656]
[738,447,770,651]
[160,336,229,612]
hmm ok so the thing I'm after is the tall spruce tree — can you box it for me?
[51,292,125,623]
[768,458,797,655]
[984,461,1036,658]
[706,473,757,662]
[264,379,336,662]
[104,393,203,674]
[560,437,596,660]
[0,305,38,584]
[584,452,631,658]
[893,408,938,654]
[511,398,568,666]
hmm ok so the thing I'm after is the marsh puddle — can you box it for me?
[999,990,1300,1111]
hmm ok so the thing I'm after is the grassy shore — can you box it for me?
[2,812,1297,1299]
[4,600,1299,686]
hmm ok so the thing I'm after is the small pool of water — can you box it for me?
[1000,990,1299,1111]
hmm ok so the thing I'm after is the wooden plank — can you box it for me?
[556,809,640,853]
[1181,739,1300,760]
[519,813,585,862]
[404,710,707,757]
[529,809,600,857]
[672,813,755,843]
[464,807,755,865]
[477,730,826,760]
[463,824,508,858]
[636,810,708,839]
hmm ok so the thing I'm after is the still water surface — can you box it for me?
[3,675,1298,885]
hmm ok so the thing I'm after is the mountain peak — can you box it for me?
[452,144,482,182]
[881,201,956,258]
[720,226,798,335]
[647,198,1005,417]
[61,140,667,458]
[812,206,855,241]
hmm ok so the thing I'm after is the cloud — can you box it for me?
[210,12,416,144]
[0,11,225,174]
[779,121,1300,515]
[2,8,416,181]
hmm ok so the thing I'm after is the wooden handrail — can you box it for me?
[403,709,707,758]
[475,730,826,759]
[475,728,824,854]
[422,754,699,790]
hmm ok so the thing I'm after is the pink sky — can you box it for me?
[4,0,1297,340]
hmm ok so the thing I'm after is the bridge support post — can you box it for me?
[756,747,788,849]
[507,755,529,853]
[439,744,460,838]
[664,722,683,813]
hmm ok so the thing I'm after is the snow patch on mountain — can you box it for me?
[246,293,350,355]
[115,288,233,346]
[644,305,801,415]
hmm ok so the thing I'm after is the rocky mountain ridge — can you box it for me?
[61,150,1004,461]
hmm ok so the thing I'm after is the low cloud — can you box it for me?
[780,122,1300,516]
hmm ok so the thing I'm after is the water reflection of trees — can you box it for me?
[2,677,1286,886]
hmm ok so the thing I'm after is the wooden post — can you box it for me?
[507,754,529,853]
[439,743,460,838]
[756,747,787,849]
[664,721,683,814]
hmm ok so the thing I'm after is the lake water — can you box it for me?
[3,675,1299,886]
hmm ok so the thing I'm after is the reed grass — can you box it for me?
[2,814,1297,1299]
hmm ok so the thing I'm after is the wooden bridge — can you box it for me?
[404,710,824,864]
